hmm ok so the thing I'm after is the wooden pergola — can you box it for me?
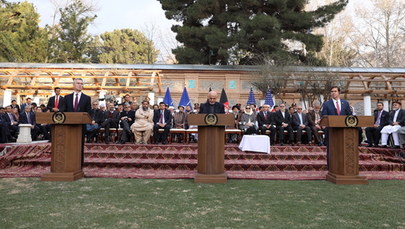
[0,63,404,106]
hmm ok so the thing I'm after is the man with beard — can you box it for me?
[131,100,154,144]
[380,101,404,148]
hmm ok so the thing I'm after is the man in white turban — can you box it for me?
[130,100,154,144]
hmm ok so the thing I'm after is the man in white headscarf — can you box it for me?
[130,100,154,144]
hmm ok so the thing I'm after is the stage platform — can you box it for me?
[0,142,404,180]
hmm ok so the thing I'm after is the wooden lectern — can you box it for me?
[320,115,374,184]
[187,114,234,183]
[36,112,92,181]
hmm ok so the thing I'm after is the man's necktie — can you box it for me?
[74,93,79,111]
[27,112,31,124]
[55,96,59,108]
[159,111,163,123]
[336,101,340,115]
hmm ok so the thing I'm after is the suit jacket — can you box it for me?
[292,112,309,127]
[199,102,225,114]
[10,104,20,113]
[47,95,66,112]
[257,111,275,126]
[64,92,91,114]
[90,108,105,124]
[153,109,172,126]
[388,109,405,126]
[120,110,136,125]
[307,110,321,127]
[274,110,292,126]
[19,111,36,125]
[20,103,31,112]
[103,110,120,124]
[321,99,352,117]
[373,109,390,126]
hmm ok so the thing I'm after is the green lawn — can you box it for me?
[1,178,404,229]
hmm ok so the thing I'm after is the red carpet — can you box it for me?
[0,143,404,180]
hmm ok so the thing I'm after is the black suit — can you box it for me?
[199,102,225,114]
[64,92,91,167]
[100,110,120,144]
[64,93,91,114]
[257,111,276,144]
[0,114,9,143]
[119,110,135,143]
[47,95,66,112]
[292,112,312,143]
[3,112,19,139]
[153,109,172,144]
[19,111,39,140]
[365,110,389,146]
[274,110,294,144]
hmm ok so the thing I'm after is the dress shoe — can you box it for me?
[393,145,400,149]
[367,144,373,147]
[381,145,387,148]
[162,140,167,145]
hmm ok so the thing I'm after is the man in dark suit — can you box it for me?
[365,102,390,147]
[257,104,276,144]
[321,86,353,167]
[274,103,294,145]
[63,78,92,167]
[47,87,66,112]
[10,100,20,114]
[307,101,324,145]
[64,78,91,113]
[119,103,135,144]
[86,101,104,143]
[0,107,10,143]
[292,105,312,145]
[153,102,172,144]
[199,91,225,114]
[100,103,120,144]
[19,105,39,140]
[20,97,32,112]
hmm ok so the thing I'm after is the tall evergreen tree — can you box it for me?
[49,0,96,63]
[94,29,159,64]
[159,0,348,65]
[0,1,48,62]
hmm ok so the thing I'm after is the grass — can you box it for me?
[0,178,404,229]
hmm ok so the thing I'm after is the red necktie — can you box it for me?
[336,101,340,115]
[74,93,79,111]
[55,96,59,108]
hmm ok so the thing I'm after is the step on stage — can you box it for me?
[0,143,404,180]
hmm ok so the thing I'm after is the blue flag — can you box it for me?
[179,87,192,108]
[264,88,274,108]
[247,88,256,105]
[163,87,174,107]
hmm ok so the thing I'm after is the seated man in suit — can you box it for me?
[307,102,324,146]
[19,105,39,140]
[153,102,172,144]
[119,103,135,144]
[131,100,154,144]
[380,101,404,148]
[292,106,312,145]
[100,103,120,144]
[86,101,104,143]
[257,104,276,144]
[274,103,294,145]
[199,91,225,114]
[365,102,390,147]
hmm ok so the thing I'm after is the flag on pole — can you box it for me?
[264,88,274,108]
[246,88,256,105]
[163,87,174,107]
[179,87,192,108]
[220,88,229,111]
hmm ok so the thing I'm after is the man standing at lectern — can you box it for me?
[199,91,225,114]
[64,78,91,114]
[64,78,92,168]
[321,86,352,167]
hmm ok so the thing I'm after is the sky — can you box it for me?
[8,0,178,62]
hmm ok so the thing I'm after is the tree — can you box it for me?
[0,1,48,62]
[93,29,159,64]
[48,0,96,63]
[350,0,405,67]
[158,0,348,65]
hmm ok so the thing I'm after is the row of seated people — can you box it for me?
[0,104,51,143]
